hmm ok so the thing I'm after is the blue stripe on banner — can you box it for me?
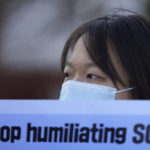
[0,114,150,149]
[0,100,150,150]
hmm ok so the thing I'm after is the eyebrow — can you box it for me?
[65,61,73,67]
[65,61,98,68]
[85,63,98,68]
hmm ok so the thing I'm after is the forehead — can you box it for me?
[67,37,93,65]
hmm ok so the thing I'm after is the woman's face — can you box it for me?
[63,37,133,99]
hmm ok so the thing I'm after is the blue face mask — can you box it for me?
[59,80,134,101]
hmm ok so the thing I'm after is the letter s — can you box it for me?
[132,124,144,143]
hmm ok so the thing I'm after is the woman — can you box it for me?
[59,13,150,100]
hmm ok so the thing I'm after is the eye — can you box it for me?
[64,72,71,79]
[87,74,100,79]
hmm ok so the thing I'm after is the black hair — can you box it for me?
[61,13,150,99]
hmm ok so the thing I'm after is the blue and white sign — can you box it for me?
[0,100,150,150]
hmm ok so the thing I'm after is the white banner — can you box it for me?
[0,100,150,150]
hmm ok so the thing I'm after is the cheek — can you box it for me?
[115,81,132,100]
[95,78,116,88]
[115,91,133,100]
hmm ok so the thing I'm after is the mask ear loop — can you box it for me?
[113,87,135,94]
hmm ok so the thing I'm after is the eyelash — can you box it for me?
[87,74,100,79]
[64,72,71,79]
[64,72,104,80]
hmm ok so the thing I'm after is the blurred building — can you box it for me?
[0,0,146,99]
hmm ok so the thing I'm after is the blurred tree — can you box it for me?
[0,0,63,99]
[0,0,31,72]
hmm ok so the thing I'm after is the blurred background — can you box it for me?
[0,0,149,99]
